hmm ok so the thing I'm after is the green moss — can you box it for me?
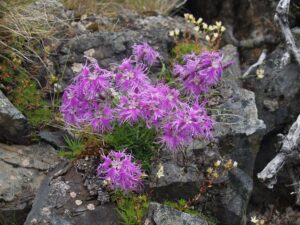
[103,122,158,172]
[0,61,53,127]
[10,75,52,127]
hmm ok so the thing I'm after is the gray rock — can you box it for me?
[54,15,187,86]
[0,143,60,225]
[39,130,67,149]
[143,202,209,225]
[24,160,120,225]
[148,45,265,225]
[0,90,30,144]
[243,29,300,133]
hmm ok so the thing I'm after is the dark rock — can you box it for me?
[0,143,60,225]
[143,202,209,225]
[148,45,265,225]
[39,130,67,149]
[24,159,119,225]
[0,90,30,144]
[243,34,300,133]
[243,28,300,210]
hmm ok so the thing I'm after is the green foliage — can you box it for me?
[163,199,218,225]
[0,62,53,127]
[103,122,158,172]
[158,61,175,85]
[58,136,86,159]
[164,199,199,216]
[171,42,203,62]
[113,191,149,225]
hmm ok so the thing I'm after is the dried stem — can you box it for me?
[275,0,300,66]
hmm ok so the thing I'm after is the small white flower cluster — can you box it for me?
[207,159,238,178]
[251,216,265,225]
[169,28,180,37]
[183,13,226,44]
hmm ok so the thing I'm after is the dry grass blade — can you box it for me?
[63,0,186,16]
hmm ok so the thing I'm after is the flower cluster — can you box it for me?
[97,151,142,191]
[174,51,223,95]
[184,13,226,43]
[61,43,224,151]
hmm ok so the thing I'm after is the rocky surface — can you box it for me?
[143,202,209,225]
[24,158,119,225]
[243,28,300,211]
[0,143,60,225]
[148,45,265,225]
[0,90,30,144]
[53,14,188,87]
[39,130,67,149]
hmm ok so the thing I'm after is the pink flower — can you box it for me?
[97,151,143,191]
[174,51,224,95]
[132,42,160,66]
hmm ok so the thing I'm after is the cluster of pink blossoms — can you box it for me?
[97,151,142,191]
[60,42,225,152]
[174,51,223,95]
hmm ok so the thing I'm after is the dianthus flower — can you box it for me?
[60,63,114,132]
[116,58,150,92]
[132,42,160,66]
[160,103,214,151]
[60,43,225,152]
[174,51,223,95]
[97,151,142,191]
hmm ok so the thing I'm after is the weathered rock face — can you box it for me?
[0,143,60,225]
[0,90,30,144]
[148,45,265,225]
[24,159,120,225]
[244,46,300,134]
[143,202,209,225]
[39,130,67,149]
[53,15,187,86]
[243,28,300,210]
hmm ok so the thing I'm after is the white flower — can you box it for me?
[70,192,77,198]
[213,33,219,38]
[87,203,95,210]
[157,163,164,178]
[214,160,221,167]
[233,161,238,167]
[184,13,190,19]
[256,68,265,79]
[202,23,208,29]
[221,26,226,32]
[169,30,175,37]
[174,28,180,36]
[75,200,83,206]
[196,18,203,24]
[193,26,200,32]
[251,216,259,224]
[188,14,194,20]
[216,21,222,27]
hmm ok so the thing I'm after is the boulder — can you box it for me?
[148,45,265,225]
[0,90,30,144]
[143,202,209,225]
[0,143,60,225]
[24,158,119,225]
